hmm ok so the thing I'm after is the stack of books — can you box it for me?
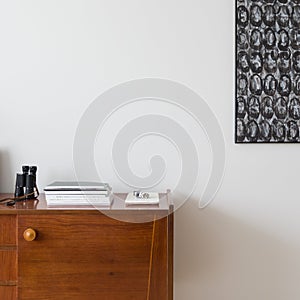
[44,181,113,207]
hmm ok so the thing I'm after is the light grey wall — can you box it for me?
[1,1,300,299]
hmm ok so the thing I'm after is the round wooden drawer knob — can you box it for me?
[23,228,37,241]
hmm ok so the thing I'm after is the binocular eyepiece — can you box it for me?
[14,165,39,199]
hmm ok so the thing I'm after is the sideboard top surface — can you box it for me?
[0,193,173,216]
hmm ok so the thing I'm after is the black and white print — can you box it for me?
[236,0,300,143]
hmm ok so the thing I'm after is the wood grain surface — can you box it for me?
[0,193,173,299]
[0,216,16,246]
[0,286,17,300]
[18,213,171,300]
[0,250,17,282]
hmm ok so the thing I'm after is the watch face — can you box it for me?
[264,51,278,73]
[292,6,300,26]
[248,95,260,118]
[290,29,300,50]
[250,5,263,26]
[250,29,263,50]
[277,5,290,27]
[236,1,300,142]
[274,97,288,119]
[263,5,276,26]
[237,97,247,118]
[264,75,277,96]
[294,76,300,95]
[261,96,274,119]
[249,74,263,95]
[272,119,286,142]
[287,120,299,141]
[289,98,300,120]
[237,6,249,27]
[237,28,249,49]
[249,52,263,73]
[264,28,276,49]
[278,50,291,73]
[278,29,290,51]
[260,120,272,141]
[278,75,291,96]
[237,119,246,142]
[237,51,250,72]
[237,74,248,95]
[292,51,300,72]
[246,120,259,142]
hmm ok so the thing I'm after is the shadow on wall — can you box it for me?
[0,150,14,193]
[175,198,300,300]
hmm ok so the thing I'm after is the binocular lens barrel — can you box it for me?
[29,166,37,175]
[14,173,25,197]
[22,166,29,175]
[14,166,38,199]
[25,174,35,198]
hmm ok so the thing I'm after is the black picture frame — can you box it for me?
[235,0,300,143]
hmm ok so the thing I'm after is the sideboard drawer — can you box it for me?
[18,214,155,300]
[0,250,17,282]
[0,216,16,246]
[0,286,17,300]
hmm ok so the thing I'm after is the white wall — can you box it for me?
[1,1,300,299]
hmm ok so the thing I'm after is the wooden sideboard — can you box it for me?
[0,193,173,300]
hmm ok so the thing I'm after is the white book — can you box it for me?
[45,190,109,196]
[45,194,113,206]
[44,181,111,192]
[47,202,111,207]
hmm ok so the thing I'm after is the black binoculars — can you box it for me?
[14,166,39,199]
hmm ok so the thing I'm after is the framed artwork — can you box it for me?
[235,0,300,143]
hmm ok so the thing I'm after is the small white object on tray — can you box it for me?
[125,192,159,205]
